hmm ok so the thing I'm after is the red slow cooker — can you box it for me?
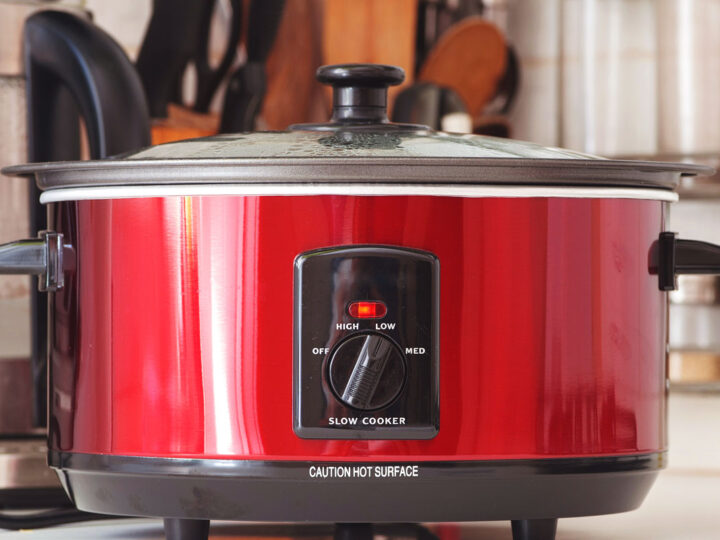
[3,64,720,540]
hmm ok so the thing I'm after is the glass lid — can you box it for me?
[121,130,601,161]
[3,64,711,190]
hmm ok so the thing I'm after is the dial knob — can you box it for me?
[328,333,406,411]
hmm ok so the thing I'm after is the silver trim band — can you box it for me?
[39,184,679,203]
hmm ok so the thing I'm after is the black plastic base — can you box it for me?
[512,519,558,540]
[50,451,661,523]
[163,518,210,540]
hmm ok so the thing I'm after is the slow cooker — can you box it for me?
[2,64,720,540]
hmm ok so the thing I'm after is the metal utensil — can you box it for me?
[391,81,471,132]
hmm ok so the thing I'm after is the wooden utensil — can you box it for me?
[322,0,417,105]
[151,103,218,145]
[262,0,324,130]
[419,16,506,118]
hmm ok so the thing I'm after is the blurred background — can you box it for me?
[0,0,719,538]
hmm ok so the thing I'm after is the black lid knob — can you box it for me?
[316,64,405,124]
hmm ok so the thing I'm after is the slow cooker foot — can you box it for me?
[163,518,210,540]
[511,519,557,540]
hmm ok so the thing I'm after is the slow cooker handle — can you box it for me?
[654,232,720,290]
[0,232,68,292]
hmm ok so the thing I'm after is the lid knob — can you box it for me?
[316,64,405,124]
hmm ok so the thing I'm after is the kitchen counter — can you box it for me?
[1,468,717,540]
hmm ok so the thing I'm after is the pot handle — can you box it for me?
[654,232,720,290]
[0,232,68,292]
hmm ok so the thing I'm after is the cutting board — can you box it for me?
[322,0,417,105]
[262,0,324,129]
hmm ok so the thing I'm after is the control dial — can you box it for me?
[328,333,406,410]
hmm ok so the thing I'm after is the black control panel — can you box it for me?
[293,245,439,439]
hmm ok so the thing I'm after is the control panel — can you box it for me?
[293,245,439,439]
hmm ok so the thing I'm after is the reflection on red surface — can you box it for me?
[51,195,667,460]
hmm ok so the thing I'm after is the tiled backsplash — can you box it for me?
[84,0,152,61]
[670,199,720,245]
[668,392,720,471]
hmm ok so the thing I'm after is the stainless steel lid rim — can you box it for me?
[38,183,680,203]
[3,157,710,191]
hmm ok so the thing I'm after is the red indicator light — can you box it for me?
[348,301,387,319]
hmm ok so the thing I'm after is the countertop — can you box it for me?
[1,468,717,540]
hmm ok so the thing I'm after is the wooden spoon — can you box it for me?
[419,16,506,118]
